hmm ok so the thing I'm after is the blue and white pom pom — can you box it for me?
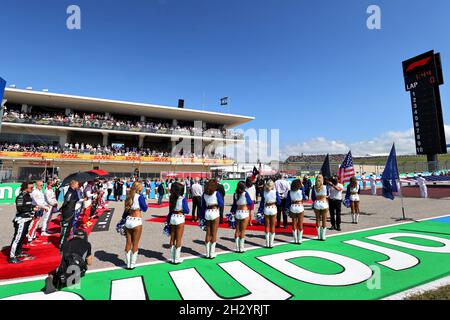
[343,198,351,208]
[198,219,206,231]
[256,212,265,225]
[163,223,171,237]
[115,218,127,236]
[226,213,236,229]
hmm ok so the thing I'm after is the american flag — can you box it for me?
[338,151,355,183]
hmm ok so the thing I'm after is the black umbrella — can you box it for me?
[61,171,97,187]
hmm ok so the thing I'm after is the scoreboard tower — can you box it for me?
[402,51,447,171]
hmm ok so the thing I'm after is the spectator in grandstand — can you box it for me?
[199,179,224,259]
[42,179,58,236]
[44,229,92,293]
[369,173,377,196]
[59,180,82,249]
[328,176,343,231]
[285,179,306,244]
[275,174,290,229]
[2,109,243,140]
[216,177,226,224]
[123,182,148,269]
[166,182,189,264]
[347,176,361,224]
[191,178,203,222]
[417,174,428,198]
[230,181,254,253]
[312,175,329,241]
[245,177,256,226]
[259,180,281,248]
[9,182,38,264]
[28,180,51,243]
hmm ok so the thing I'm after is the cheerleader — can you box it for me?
[230,181,254,253]
[347,176,361,224]
[199,179,224,259]
[257,180,280,248]
[285,179,306,244]
[123,182,148,270]
[311,175,329,241]
[245,177,256,226]
[167,182,189,264]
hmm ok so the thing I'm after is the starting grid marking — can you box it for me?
[1,214,450,300]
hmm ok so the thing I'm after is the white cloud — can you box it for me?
[281,125,450,160]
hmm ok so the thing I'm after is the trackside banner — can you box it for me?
[1,216,449,300]
[0,183,21,204]
[0,151,233,165]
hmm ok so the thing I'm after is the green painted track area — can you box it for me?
[1,216,450,300]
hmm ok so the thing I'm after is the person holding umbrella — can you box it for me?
[59,180,83,249]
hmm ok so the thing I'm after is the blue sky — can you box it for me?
[1,0,450,157]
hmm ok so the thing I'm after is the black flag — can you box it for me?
[320,154,332,179]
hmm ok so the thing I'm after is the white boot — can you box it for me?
[265,233,270,248]
[270,233,275,248]
[322,227,327,241]
[175,247,183,264]
[210,243,217,259]
[317,227,322,240]
[235,238,240,252]
[292,230,298,243]
[356,214,360,224]
[298,230,303,244]
[205,242,211,258]
[239,238,246,253]
[131,251,138,269]
[170,245,176,264]
[125,251,132,269]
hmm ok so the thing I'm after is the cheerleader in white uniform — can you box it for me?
[166,182,190,264]
[230,181,254,253]
[200,179,224,259]
[347,176,361,224]
[257,180,281,248]
[285,179,306,244]
[123,182,148,270]
[312,175,329,241]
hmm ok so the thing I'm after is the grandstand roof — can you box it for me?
[4,88,254,128]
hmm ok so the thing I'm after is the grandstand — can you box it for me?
[0,88,254,181]
[279,153,450,176]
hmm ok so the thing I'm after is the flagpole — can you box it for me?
[399,180,406,220]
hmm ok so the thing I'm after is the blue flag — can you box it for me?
[381,144,399,200]
[0,77,6,104]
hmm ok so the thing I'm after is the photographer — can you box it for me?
[44,229,92,293]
